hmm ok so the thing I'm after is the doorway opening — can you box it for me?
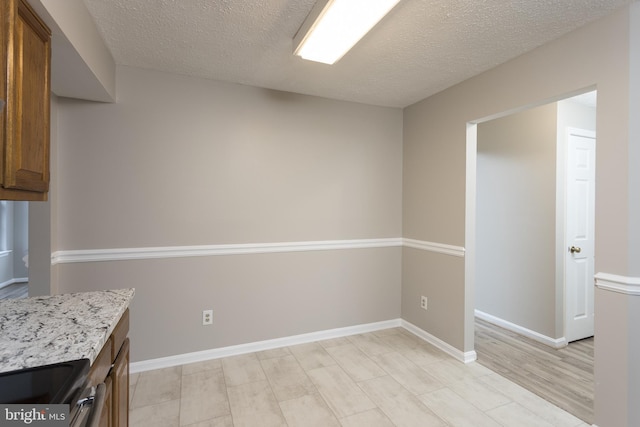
[0,200,29,299]
[465,89,596,423]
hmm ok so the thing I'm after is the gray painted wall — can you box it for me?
[28,200,51,297]
[557,99,597,133]
[476,102,558,338]
[55,66,403,361]
[402,5,637,425]
[28,94,58,298]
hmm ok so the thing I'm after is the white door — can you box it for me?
[565,128,595,342]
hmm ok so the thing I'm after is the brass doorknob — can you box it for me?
[570,246,582,254]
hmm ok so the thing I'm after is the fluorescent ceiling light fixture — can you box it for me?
[293,0,401,65]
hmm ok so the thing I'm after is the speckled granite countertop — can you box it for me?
[0,288,134,374]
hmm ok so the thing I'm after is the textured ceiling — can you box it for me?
[81,0,632,108]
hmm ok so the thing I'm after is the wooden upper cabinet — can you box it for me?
[0,0,51,201]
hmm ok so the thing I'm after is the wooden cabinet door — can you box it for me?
[112,338,130,427]
[99,376,113,427]
[0,0,50,200]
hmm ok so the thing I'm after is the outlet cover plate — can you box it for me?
[202,309,213,325]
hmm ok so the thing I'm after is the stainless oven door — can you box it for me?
[70,383,106,427]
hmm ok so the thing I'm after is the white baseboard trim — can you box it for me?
[130,318,402,374]
[401,320,477,363]
[475,310,567,349]
[0,277,28,289]
[130,317,478,373]
[594,272,640,296]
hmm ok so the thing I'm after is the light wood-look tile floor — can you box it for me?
[0,282,28,299]
[474,318,594,425]
[129,327,589,427]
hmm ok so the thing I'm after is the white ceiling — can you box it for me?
[81,0,632,108]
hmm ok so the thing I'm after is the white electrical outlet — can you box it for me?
[202,309,213,325]
[421,296,428,311]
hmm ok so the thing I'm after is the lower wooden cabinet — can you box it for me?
[112,338,130,427]
[90,309,130,427]
[99,377,113,427]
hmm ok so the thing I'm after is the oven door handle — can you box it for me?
[83,383,106,427]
